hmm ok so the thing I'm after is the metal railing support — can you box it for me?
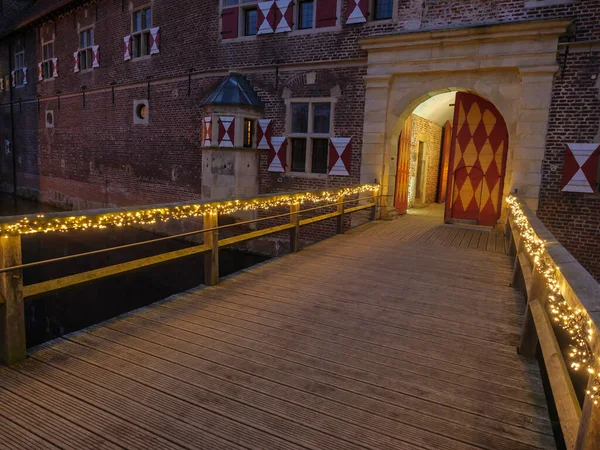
[203,212,219,286]
[0,235,26,365]
[290,203,300,253]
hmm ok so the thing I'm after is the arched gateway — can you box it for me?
[359,19,570,224]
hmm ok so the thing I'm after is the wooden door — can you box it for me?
[445,93,508,226]
[394,117,412,214]
[436,121,452,203]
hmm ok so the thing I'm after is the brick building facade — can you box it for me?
[0,0,599,278]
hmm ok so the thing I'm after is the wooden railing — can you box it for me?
[0,185,380,366]
[506,195,600,450]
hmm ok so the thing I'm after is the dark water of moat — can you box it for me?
[1,194,269,348]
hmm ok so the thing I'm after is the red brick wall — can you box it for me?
[409,114,442,205]
[537,50,600,281]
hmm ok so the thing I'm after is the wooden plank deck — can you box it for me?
[0,206,555,449]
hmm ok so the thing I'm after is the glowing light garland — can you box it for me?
[507,195,600,406]
[0,184,380,237]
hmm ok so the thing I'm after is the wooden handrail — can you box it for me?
[507,195,600,450]
[0,186,381,365]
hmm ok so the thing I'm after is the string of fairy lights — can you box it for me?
[507,195,600,406]
[0,184,380,237]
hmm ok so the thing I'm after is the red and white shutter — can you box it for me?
[218,116,235,147]
[11,71,15,87]
[123,35,132,61]
[203,116,213,147]
[149,28,160,55]
[0,77,3,91]
[267,137,287,172]
[275,0,293,33]
[257,1,276,34]
[52,58,59,78]
[73,51,80,73]
[257,119,273,149]
[37,63,43,81]
[561,143,600,193]
[92,45,100,68]
[22,68,27,85]
[328,137,352,176]
[221,7,239,39]
[316,0,337,28]
[346,0,368,24]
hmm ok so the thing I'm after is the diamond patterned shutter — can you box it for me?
[328,138,352,176]
[346,0,368,24]
[92,46,100,68]
[221,7,239,39]
[275,0,293,33]
[52,58,59,78]
[0,77,3,91]
[257,1,276,34]
[316,0,337,27]
[203,117,213,147]
[267,137,287,172]
[73,51,80,73]
[218,116,235,147]
[561,143,600,193]
[37,63,43,81]
[22,68,27,85]
[257,119,273,149]
[123,35,132,61]
[445,92,508,226]
[149,28,160,54]
[11,71,15,87]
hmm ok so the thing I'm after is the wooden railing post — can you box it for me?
[203,212,219,286]
[290,203,300,253]
[576,373,600,449]
[0,235,26,365]
[336,195,345,234]
[370,194,379,221]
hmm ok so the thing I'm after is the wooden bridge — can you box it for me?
[0,187,599,449]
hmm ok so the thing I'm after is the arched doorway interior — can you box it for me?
[393,91,508,227]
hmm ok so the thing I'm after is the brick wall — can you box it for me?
[537,49,600,281]
[409,114,442,205]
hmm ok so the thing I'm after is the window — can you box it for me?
[132,7,152,58]
[373,0,393,20]
[288,100,333,173]
[78,28,94,70]
[14,51,24,86]
[244,7,258,36]
[133,100,149,124]
[41,41,54,80]
[243,118,254,147]
[298,0,314,29]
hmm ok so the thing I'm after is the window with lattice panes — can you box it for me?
[41,41,54,79]
[132,7,152,58]
[373,0,393,20]
[78,28,94,70]
[288,100,333,174]
[14,51,24,86]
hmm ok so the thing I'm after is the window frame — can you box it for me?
[131,6,152,59]
[14,50,25,86]
[372,0,393,20]
[297,0,315,30]
[78,27,95,72]
[243,118,255,148]
[286,97,335,175]
[41,39,54,80]
[243,6,258,36]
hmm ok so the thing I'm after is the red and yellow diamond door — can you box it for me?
[445,93,508,226]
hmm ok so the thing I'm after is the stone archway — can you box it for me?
[359,19,571,221]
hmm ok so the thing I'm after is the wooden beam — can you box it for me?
[344,203,376,214]
[0,235,26,365]
[203,213,219,286]
[336,195,345,234]
[290,204,300,253]
[529,298,581,448]
[24,243,211,298]
[299,211,340,227]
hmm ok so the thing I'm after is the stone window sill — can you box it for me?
[524,0,575,8]
[283,171,328,180]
